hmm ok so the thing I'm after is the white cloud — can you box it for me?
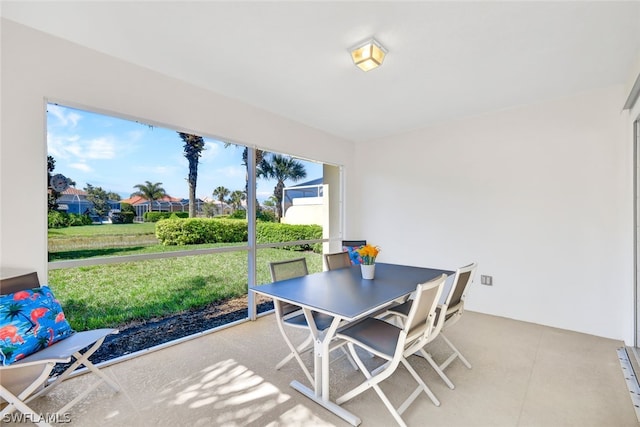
[48,104,81,128]
[69,162,92,173]
[135,165,180,176]
[47,133,80,159]
[49,134,117,160]
[84,137,117,159]
[201,141,221,162]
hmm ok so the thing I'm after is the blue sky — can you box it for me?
[47,104,322,202]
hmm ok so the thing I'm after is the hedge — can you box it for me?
[155,218,248,245]
[111,212,135,224]
[256,222,322,251]
[144,211,189,222]
[156,218,322,251]
[48,211,92,228]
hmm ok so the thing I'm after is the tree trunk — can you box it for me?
[189,182,196,217]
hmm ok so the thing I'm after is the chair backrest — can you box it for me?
[438,262,477,332]
[403,274,446,344]
[269,258,309,282]
[269,258,308,316]
[446,262,477,314]
[341,240,367,247]
[324,252,352,271]
[0,272,40,295]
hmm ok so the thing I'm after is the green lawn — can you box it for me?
[48,223,322,331]
[48,223,157,237]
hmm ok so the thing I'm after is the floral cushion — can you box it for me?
[343,245,364,265]
[0,286,74,365]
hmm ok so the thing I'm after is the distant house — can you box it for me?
[200,197,232,216]
[55,187,120,217]
[281,178,324,226]
[120,195,193,221]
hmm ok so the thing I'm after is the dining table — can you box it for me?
[251,262,454,426]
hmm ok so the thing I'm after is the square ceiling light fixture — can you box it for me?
[350,38,387,72]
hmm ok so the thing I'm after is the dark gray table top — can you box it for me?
[252,262,454,321]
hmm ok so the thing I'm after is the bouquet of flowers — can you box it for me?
[356,244,381,265]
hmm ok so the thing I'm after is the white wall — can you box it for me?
[352,86,634,343]
[2,18,636,343]
[0,19,354,280]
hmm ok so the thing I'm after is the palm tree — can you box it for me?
[229,190,246,211]
[224,143,268,206]
[131,181,166,212]
[259,154,307,220]
[212,186,230,215]
[179,132,205,218]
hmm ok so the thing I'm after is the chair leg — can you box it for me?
[336,343,382,405]
[339,345,359,370]
[371,382,408,427]
[439,333,472,370]
[0,363,56,427]
[337,344,435,427]
[400,357,440,408]
[275,334,312,370]
[274,320,314,385]
[417,349,455,389]
[25,337,120,416]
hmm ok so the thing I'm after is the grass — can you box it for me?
[48,223,158,254]
[48,223,322,331]
[48,223,157,237]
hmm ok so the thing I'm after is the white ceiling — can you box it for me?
[2,1,640,142]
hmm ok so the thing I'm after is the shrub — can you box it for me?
[228,210,246,219]
[228,209,276,222]
[120,202,135,214]
[48,211,70,228]
[111,212,135,224]
[257,210,277,222]
[144,211,188,222]
[155,218,322,250]
[256,222,322,252]
[156,218,248,245]
[68,213,92,226]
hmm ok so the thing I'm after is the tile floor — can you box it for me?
[5,311,639,426]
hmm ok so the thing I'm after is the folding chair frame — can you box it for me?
[383,262,477,389]
[1,272,120,426]
[336,275,446,427]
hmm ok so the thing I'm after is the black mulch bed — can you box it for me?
[52,297,274,376]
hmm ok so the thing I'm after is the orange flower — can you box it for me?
[356,244,381,265]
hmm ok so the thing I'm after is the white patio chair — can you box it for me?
[324,251,352,271]
[335,274,446,427]
[384,262,477,388]
[0,272,119,426]
[269,258,355,386]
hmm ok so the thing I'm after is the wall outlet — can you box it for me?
[480,275,493,286]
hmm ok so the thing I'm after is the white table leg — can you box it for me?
[321,317,342,401]
[298,310,359,424]
[291,380,362,426]
[301,308,323,396]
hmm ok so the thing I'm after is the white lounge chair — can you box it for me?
[0,272,119,427]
